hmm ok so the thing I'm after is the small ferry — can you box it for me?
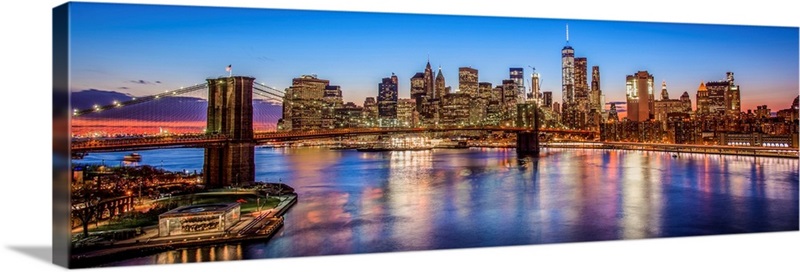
[436,140,469,149]
[123,153,142,162]
[356,136,435,152]
[356,146,433,152]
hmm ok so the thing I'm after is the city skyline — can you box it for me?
[69,3,799,116]
[54,2,800,269]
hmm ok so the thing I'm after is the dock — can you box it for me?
[70,194,297,268]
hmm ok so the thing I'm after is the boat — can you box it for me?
[356,147,392,152]
[123,153,142,162]
[356,146,433,152]
[356,137,436,152]
[436,140,470,149]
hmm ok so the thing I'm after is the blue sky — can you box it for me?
[68,2,799,112]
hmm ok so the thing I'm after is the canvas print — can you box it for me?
[54,1,799,269]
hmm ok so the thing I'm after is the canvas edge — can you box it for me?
[53,1,71,268]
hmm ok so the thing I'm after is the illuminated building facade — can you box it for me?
[410,72,426,113]
[441,93,471,127]
[531,71,541,102]
[397,98,418,128]
[158,203,241,237]
[335,102,364,128]
[459,67,479,97]
[696,82,709,116]
[680,91,692,114]
[435,66,447,99]
[363,97,378,127]
[502,79,519,120]
[626,71,654,122]
[280,74,331,131]
[543,91,553,108]
[509,67,525,102]
[378,73,399,124]
[561,25,576,129]
[574,57,588,100]
[608,103,619,122]
[590,66,603,112]
[704,72,741,117]
[322,85,343,129]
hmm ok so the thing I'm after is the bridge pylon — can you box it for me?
[203,76,256,188]
[516,101,541,156]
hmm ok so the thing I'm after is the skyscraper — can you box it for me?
[322,85,343,129]
[363,97,378,125]
[435,66,446,99]
[542,91,553,108]
[706,80,727,116]
[653,82,684,129]
[586,65,603,129]
[562,25,575,104]
[608,103,619,122]
[696,82,709,116]
[396,98,418,128]
[502,79,518,119]
[704,72,742,117]
[725,72,741,117]
[590,66,602,112]
[625,71,654,122]
[477,82,493,125]
[280,74,331,131]
[459,67,479,97]
[572,57,590,129]
[680,91,692,114]
[510,67,525,102]
[574,57,588,100]
[410,72,426,113]
[561,24,576,128]
[378,73,399,123]
[423,60,435,99]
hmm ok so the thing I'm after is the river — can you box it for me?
[73,147,799,266]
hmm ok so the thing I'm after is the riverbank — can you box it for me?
[69,194,297,268]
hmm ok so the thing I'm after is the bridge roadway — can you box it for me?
[71,127,596,152]
[70,129,798,159]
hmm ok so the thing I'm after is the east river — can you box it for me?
[74,147,799,266]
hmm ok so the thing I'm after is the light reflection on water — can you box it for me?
[76,147,798,266]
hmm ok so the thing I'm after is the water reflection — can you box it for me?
[91,148,797,267]
[112,244,244,266]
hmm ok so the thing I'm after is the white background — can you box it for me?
[0,0,798,271]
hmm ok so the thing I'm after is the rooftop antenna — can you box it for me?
[566,24,570,44]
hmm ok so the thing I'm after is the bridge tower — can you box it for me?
[203,76,256,188]
[516,101,540,156]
